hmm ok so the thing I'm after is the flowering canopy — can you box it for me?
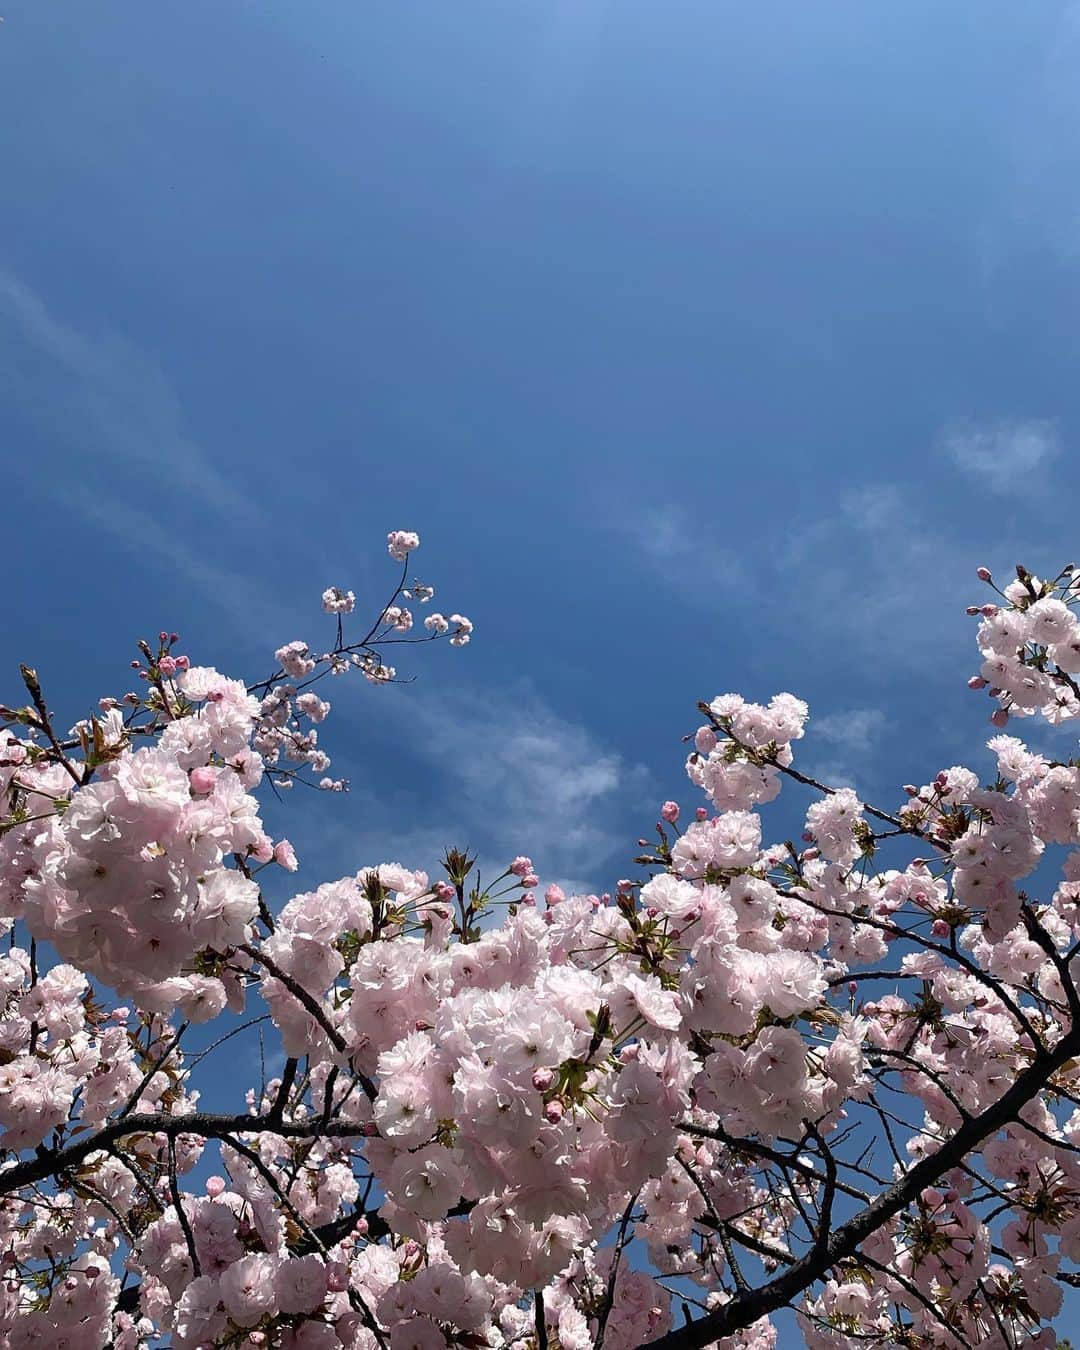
[3,541,1080,1350]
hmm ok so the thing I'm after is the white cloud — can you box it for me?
[0,273,261,523]
[303,681,653,894]
[634,503,746,593]
[977,3,1080,273]
[0,274,302,630]
[803,707,889,792]
[940,418,1062,494]
[812,707,888,755]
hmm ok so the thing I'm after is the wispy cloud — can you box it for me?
[0,273,259,522]
[302,681,653,895]
[0,273,294,627]
[939,418,1062,494]
[633,504,746,594]
[804,707,889,791]
[813,707,889,755]
[977,2,1080,273]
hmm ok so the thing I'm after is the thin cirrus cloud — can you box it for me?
[634,503,746,593]
[0,272,293,629]
[0,272,260,525]
[312,681,654,896]
[802,707,889,792]
[0,274,369,637]
[0,273,651,893]
[939,418,1062,494]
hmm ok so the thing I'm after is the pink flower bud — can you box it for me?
[509,855,533,877]
[544,1099,564,1124]
[695,806,708,821]
[976,567,993,582]
[205,1176,227,1198]
[930,919,950,937]
[544,884,565,907]
[532,1067,555,1091]
[980,603,998,618]
[694,726,717,754]
[273,839,299,871]
[189,766,217,794]
[326,1262,350,1293]
[990,708,1010,728]
[965,606,980,616]
[250,834,274,863]
[967,676,988,689]
[660,801,680,823]
[521,873,539,889]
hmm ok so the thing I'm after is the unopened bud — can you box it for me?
[326,1261,350,1293]
[976,567,992,582]
[968,676,988,690]
[990,708,1009,728]
[189,766,216,794]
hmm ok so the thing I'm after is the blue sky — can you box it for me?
[6,0,1080,888]
[4,0,1080,895]
[5,1,1080,1340]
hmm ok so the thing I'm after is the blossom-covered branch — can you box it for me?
[4,545,1080,1349]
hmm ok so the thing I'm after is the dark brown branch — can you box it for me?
[641,1023,1080,1350]
[0,1109,373,1197]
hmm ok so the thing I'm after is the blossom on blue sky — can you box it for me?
[3,0,1080,908]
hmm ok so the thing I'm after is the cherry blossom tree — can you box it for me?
[3,539,1080,1350]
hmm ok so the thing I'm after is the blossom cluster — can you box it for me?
[3,548,1080,1350]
